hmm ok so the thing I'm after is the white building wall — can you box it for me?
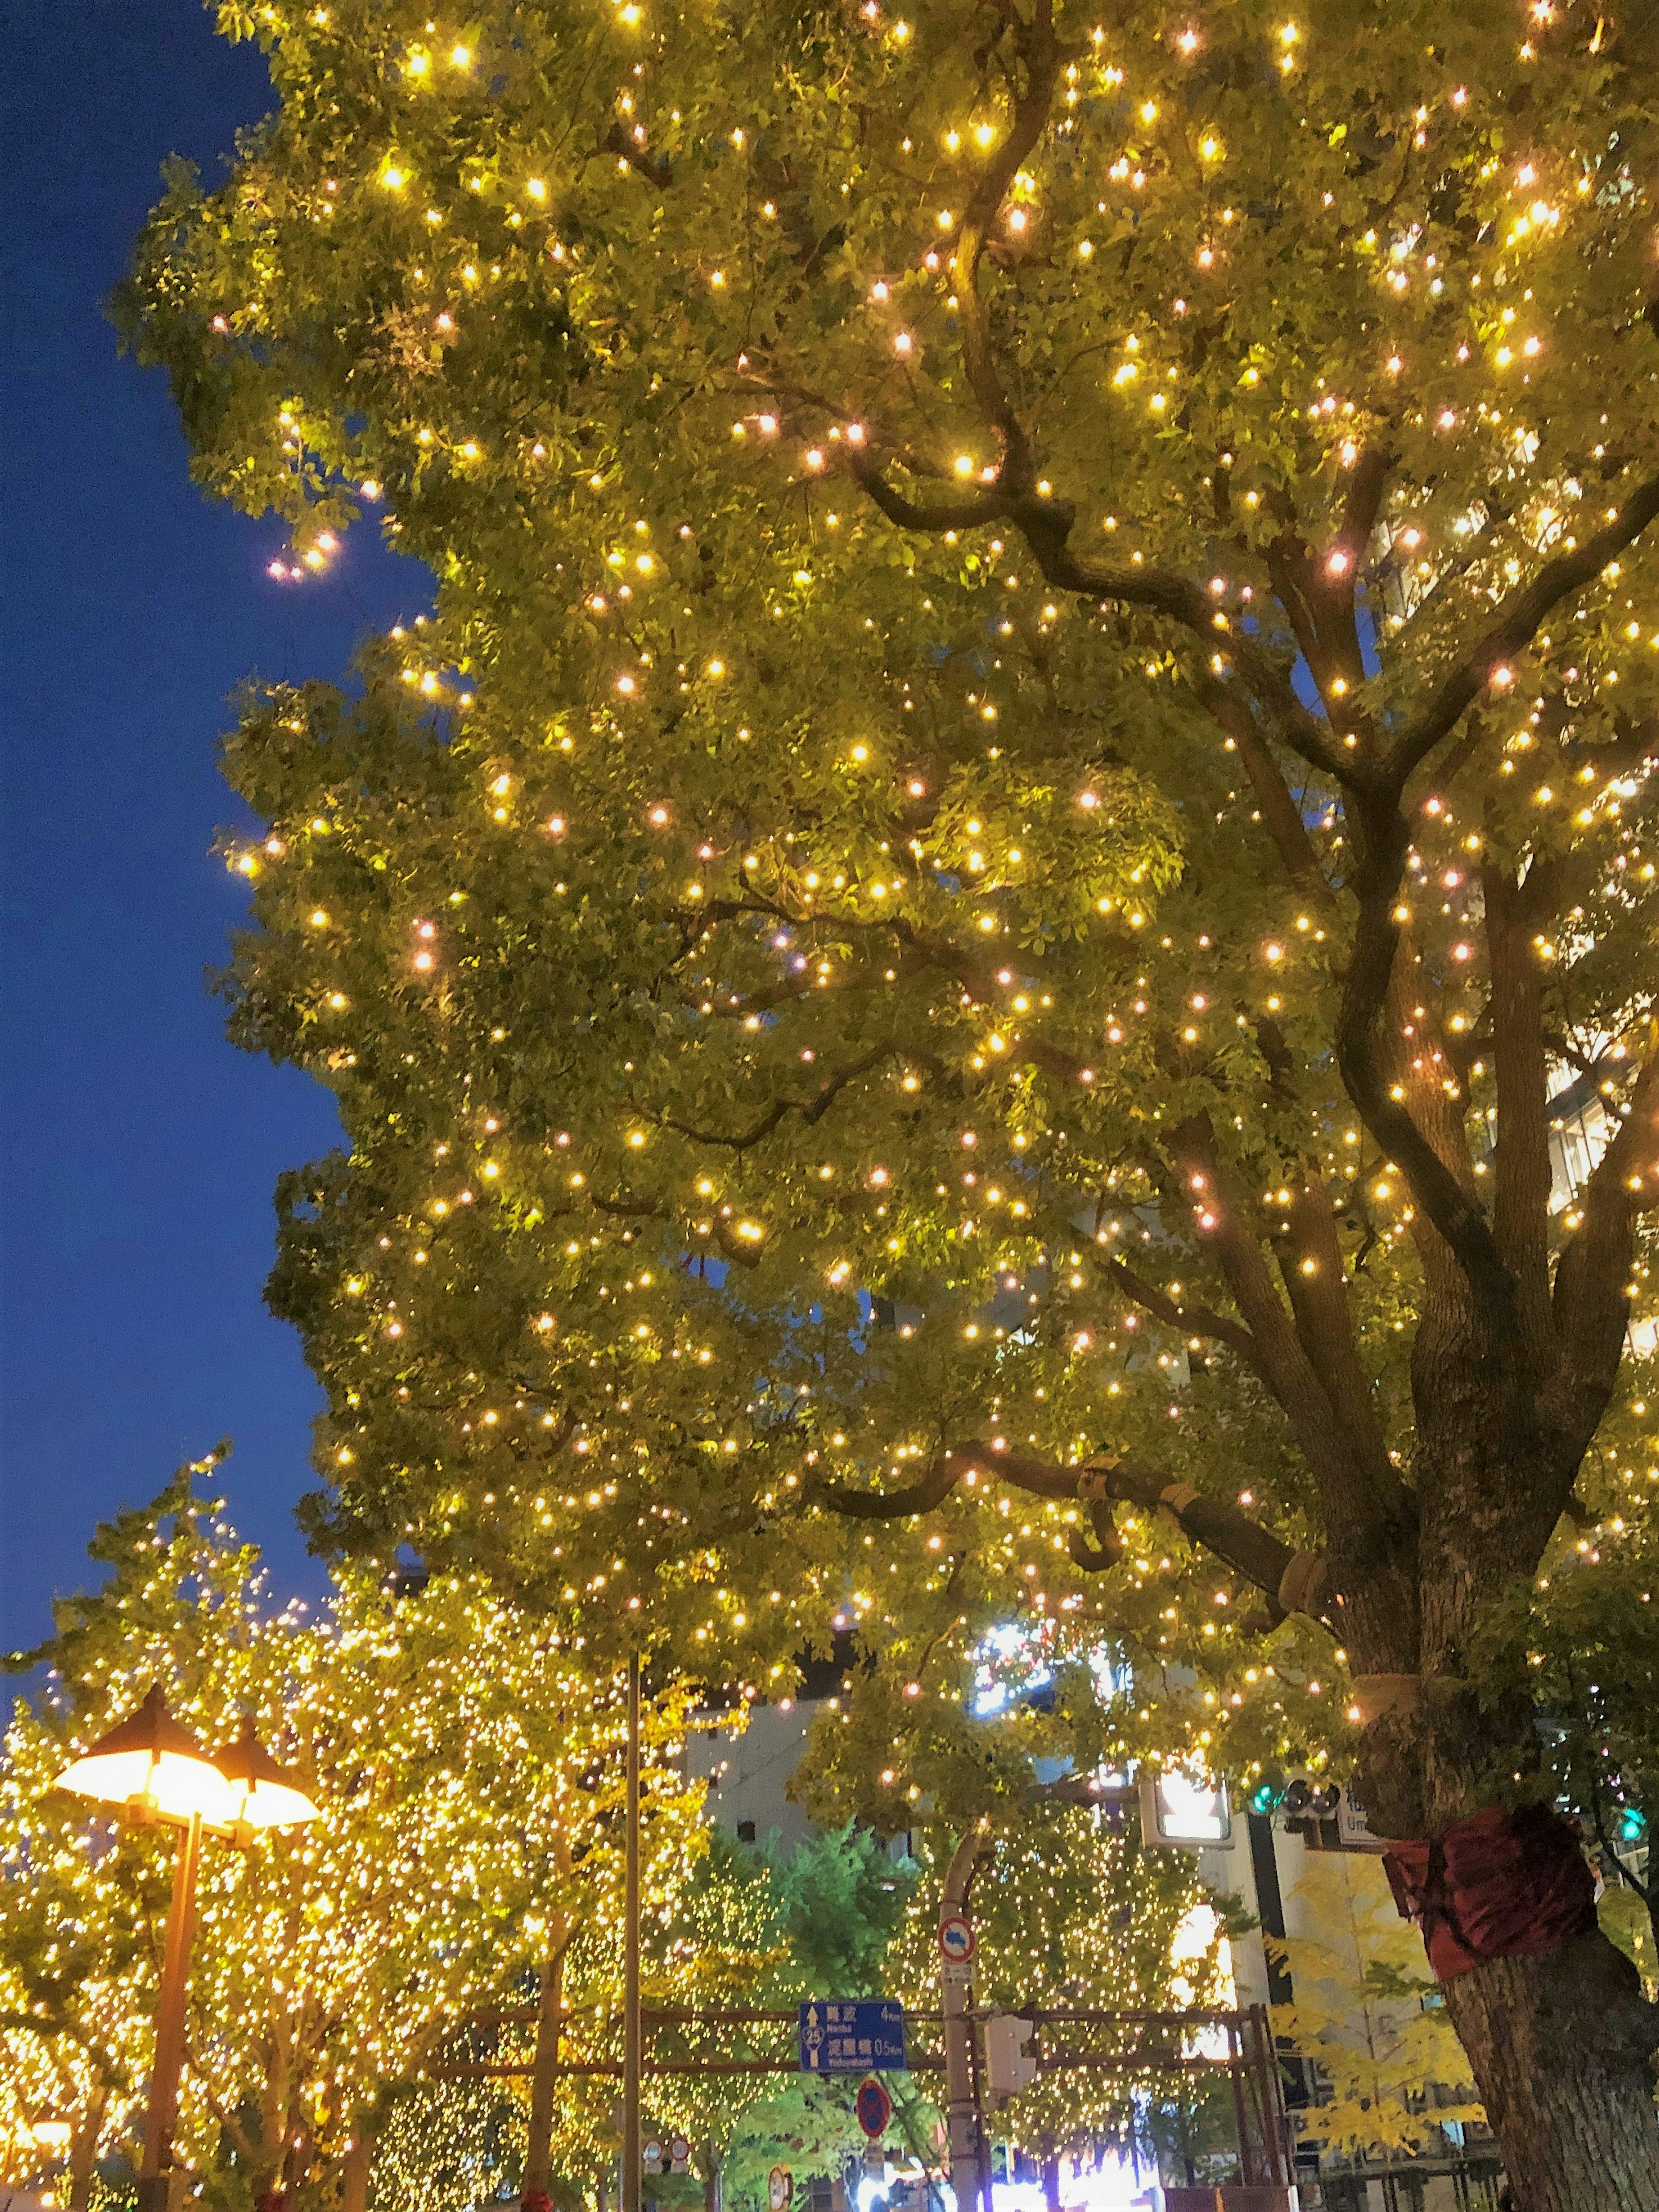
[686,1698,827,1848]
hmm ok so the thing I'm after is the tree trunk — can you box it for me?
[524,1919,572,2200]
[1440,1939,1659,2211]
[702,2143,721,2212]
[1350,1392,1659,2209]
[68,2089,108,2211]
[1040,2150,1060,2212]
[340,2127,375,2212]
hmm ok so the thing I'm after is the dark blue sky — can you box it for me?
[2,0,429,1648]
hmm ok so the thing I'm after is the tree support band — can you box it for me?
[1382,1802,1598,1981]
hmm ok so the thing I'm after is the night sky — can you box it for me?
[3,0,429,1648]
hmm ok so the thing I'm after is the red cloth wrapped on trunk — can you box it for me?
[1382,1801,1597,1980]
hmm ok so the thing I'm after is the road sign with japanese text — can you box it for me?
[798,1999,907,2073]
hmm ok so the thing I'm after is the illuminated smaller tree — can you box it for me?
[1268,1853,1481,2177]
[3,1459,711,2212]
[887,1802,1224,2172]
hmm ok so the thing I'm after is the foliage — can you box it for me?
[2,1458,710,2212]
[639,1825,914,2205]
[760,1823,913,1998]
[369,2080,524,2212]
[120,0,1659,2183]
[1470,1495,1659,1966]
[881,1802,1221,2155]
[1268,1853,1481,2164]
[718,2076,871,2212]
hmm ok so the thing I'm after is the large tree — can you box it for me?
[124,0,1659,2198]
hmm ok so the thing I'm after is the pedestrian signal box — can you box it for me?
[984,2012,1038,2102]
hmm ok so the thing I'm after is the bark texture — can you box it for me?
[1443,1942,1659,2212]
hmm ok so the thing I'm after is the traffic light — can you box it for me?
[1248,1773,1285,1818]
[984,2012,1038,2102]
[1139,1768,1233,1849]
[1246,1771,1341,1821]
[1281,1777,1341,1818]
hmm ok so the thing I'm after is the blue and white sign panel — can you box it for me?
[798,2000,906,2074]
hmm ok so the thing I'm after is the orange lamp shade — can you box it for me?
[53,1686,236,1826]
[215,1719,320,1831]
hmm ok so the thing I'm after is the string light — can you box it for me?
[118,4,1659,2163]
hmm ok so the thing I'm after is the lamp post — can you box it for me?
[54,1686,319,2212]
[621,1653,642,2212]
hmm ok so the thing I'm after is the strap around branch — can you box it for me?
[1075,1456,1121,1501]
[1276,1550,1325,1616]
[1349,1672,1424,1723]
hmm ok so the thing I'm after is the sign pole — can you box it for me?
[623,1653,642,2212]
[939,1825,990,2212]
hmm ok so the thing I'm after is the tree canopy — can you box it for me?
[121,0,1659,2198]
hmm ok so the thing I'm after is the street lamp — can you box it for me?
[54,1686,319,2212]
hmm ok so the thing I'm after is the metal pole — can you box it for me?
[940,1826,989,2212]
[137,1811,203,2212]
[969,2009,993,2212]
[622,1655,642,2212]
[1226,2018,1255,2187]
[1247,2004,1287,2186]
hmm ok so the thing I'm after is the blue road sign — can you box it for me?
[798,1999,906,2073]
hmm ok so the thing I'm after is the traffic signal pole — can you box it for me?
[939,1824,991,2212]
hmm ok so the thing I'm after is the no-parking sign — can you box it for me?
[855,2075,893,2141]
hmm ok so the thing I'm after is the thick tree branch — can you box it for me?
[1580,709,1659,780]
[1161,1114,1387,1526]
[849,453,1345,783]
[1393,472,1659,779]
[640,1041,902,1150]
[1080,1454,1328,1618]
[1335,812,1517,1327]
[849,458,1014,535]
[816,1447,963,1518]
[1261,445,1393,708]
[1544,1029,1659,1462]
[1483,859,1559,1372]
[817,1437,1329,1617]
[1189,671,1338,908]
[604,122,672,191]
[1277,1169,1401,1505]
[1340,442,1398,568]
[1098,1257,1264,1375]
[1024,525,1351,783]
[950,0,1066,487]
[1067,1495,1122,1572]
